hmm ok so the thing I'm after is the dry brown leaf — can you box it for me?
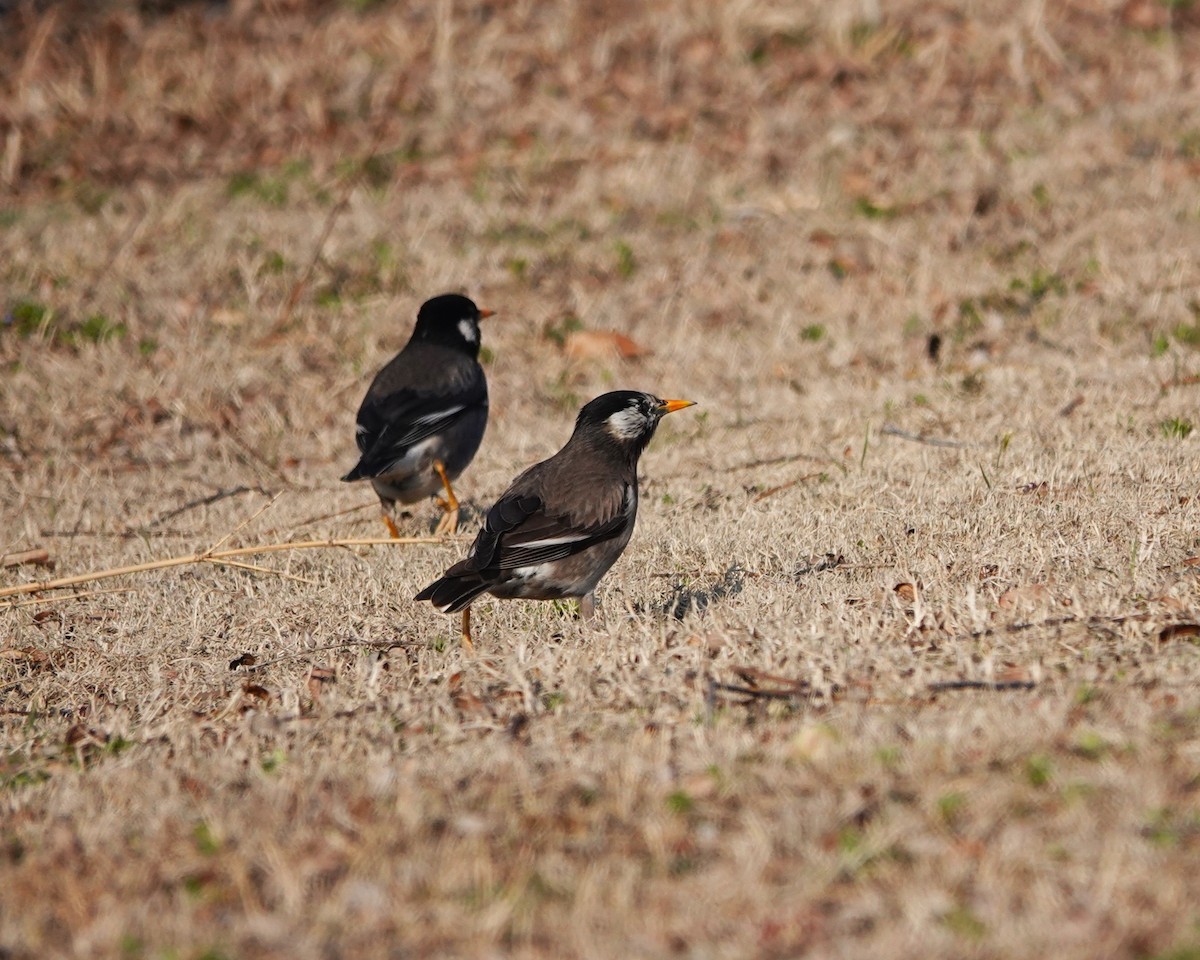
[1159,623,1200,645]
[241,683,271,702]
[998,584,1052,609]
[1120,0,1169,30]
[893,582,917,603]
[307,665,336,702]
[0,647,49,663]
[564,330,650,362]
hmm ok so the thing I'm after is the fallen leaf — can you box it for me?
[894,582,917,603]
[229,653,257,670]
[307,665,336,702]
[1121,0,1168,30]
[998,584,1052,609]
[1159,623,1200,644]
[564,329,650,362]
[0,647,49,663]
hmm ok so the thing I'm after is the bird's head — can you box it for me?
[412,294,494,355]
[574,390,696,458]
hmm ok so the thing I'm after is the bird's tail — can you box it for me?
[341,460,367,482]
[414,574,491,613]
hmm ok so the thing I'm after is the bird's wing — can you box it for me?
[351,375,485,476]
[454,479,634,574]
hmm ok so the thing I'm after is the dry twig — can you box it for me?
[0,537,438,603]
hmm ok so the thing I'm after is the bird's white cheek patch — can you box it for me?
[457,319,478,343]
[605,407,646,440]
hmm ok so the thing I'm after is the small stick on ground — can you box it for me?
[4,586,135,608]
[927,679,1037,692]
[0,536,439,602]
[148,485,271,528]
[1,548,52,569]
[880,423,978,449]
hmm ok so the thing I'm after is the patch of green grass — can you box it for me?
[1179,130,1200,160]
[106,735,134,757]
[1147,945,1200,960]
[614,240,637,278]
[192,821,221,856]
[3,301,126,346]
[1153,332,1172,357]
[1075,684,1101,706]
[875,745,902,767]
[1140,807,1199,849]
[1173,319,1200,347]
[837,825,863,854]
[941,904,987,940]
[1025,754,1053,788]
[1031,182,1051,210]
[315,286,343,308]
[853,196,898,220]
[4,299,53,337]
[960,371,985,395]
[542,314,584,346]
[1073,731,1109,761]
[72,180,110,215]
[505,256,529,281]
[956,299,983,339]
[1009,268,1066,302]
[542,692,566,711]
[1161,417,1194,440]
[260,749,286,774]
[74,313,127,344]
[227,170,290,206]
[800,323,825,342]
[938,791,968,825]
[1,768,51,792]
[665,790,694,814]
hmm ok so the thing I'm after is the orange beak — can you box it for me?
[658,399,696,415]
[479,308,496,319]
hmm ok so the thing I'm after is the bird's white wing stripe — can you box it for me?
[412,404,466,426]
[514,533,590,549]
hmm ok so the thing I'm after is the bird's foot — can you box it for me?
[382,514,401,539]
[434,505,460,536]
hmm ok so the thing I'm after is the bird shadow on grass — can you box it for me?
[662,563,747,620]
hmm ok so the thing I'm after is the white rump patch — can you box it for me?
[605,406,647,441]
[457,319,478,343]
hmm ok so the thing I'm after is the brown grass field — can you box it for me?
[3,0,1200,956]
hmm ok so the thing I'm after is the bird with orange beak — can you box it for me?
[416,390,696,649]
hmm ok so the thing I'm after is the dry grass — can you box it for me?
[3,1,1200,957]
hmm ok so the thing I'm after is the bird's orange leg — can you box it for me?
[381,513,401,539]
[433,460,460,535]
[460,608,474,654]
